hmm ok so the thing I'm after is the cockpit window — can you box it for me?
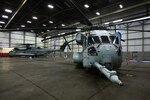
[92,36,101,43]
[110,36,115,43]
[115,37,119,44]
[101,36,110,43]
[88,36,94,45]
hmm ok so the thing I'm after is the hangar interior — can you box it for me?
[0,0,150,100]
[0,0,149,60]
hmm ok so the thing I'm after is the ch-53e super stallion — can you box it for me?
[9,43,66,57]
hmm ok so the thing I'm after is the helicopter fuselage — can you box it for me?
[73,30,123,70]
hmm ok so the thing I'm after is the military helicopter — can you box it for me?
[9,43,67,57]
[42,28,124,85]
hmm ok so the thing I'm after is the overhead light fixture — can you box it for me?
[61,32,65,35]
[96,12,100,16]
[21,25,25,27]
[43,24,46,26]
[119,4,123,9]
[76,29,81,32]
[31,30,34,32]
[2,15,8,19]
[84,4,89,8]
[47,30,50,32]
[127,16,150,22]
[0,21,5,24]
[113,19,123,23]
[41,32,44,34]
[32,16,38,20]
[49,21,53,23]
[104,22,109,25]
[27,21,32,23]
[5,9,12,13]
[48,4,54,9]
[61,24,65,27]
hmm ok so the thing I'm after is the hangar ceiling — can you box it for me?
[0,0,149,35]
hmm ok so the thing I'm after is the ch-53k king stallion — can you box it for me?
[42,28,125,86]
[68,30,124,86]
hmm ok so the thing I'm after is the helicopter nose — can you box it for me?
[98,45,116,68]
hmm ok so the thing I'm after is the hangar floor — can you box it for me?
[0,57,150,100]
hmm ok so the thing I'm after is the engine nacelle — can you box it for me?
[76,32,86,45]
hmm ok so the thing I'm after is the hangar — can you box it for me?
[0,0,150,100]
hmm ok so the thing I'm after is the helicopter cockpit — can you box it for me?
[87,35,119,45]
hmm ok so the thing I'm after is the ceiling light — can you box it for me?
[47,30,50,32]
[84,4,89,8]
[61,24,65,27]
[96,12,100,16]
[119,4,123,9]
[5,9,12,13]
[113,19,123,23]
[76,29,81,32]
[61,32,65,35]
[48,4,54,9]
[41,32,44,34]
[43,24,46,26]
[104,22,109,25]
[0,21,5,24]
[32,16,38,20]
[21,25,25,27]
[49,21,53,23]
[27,21,32,23]
[128,16,150,22]
[31,30,34,32]
[2,15,8,19]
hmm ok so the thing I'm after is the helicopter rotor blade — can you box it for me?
[42,31,78,41]
[0,27,80,32]
[63,36,71,50]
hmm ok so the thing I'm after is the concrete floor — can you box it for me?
[0,57,150,100]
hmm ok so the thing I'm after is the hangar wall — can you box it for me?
[46,19,150,61]
[0,31,43,48]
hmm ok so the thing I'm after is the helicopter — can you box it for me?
[42,28,124,86]
[9,43,67,57]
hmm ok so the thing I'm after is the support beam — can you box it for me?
[4,0,28,29]
[127,23,129,63]
[23,31,25,44]
[142,21,144,61]
[9,32,11,48]
[35,33,37,47]
[67,0,150,27]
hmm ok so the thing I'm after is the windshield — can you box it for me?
[92,36,101,43]
[110,36,115,43]
[101,36,110,43]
